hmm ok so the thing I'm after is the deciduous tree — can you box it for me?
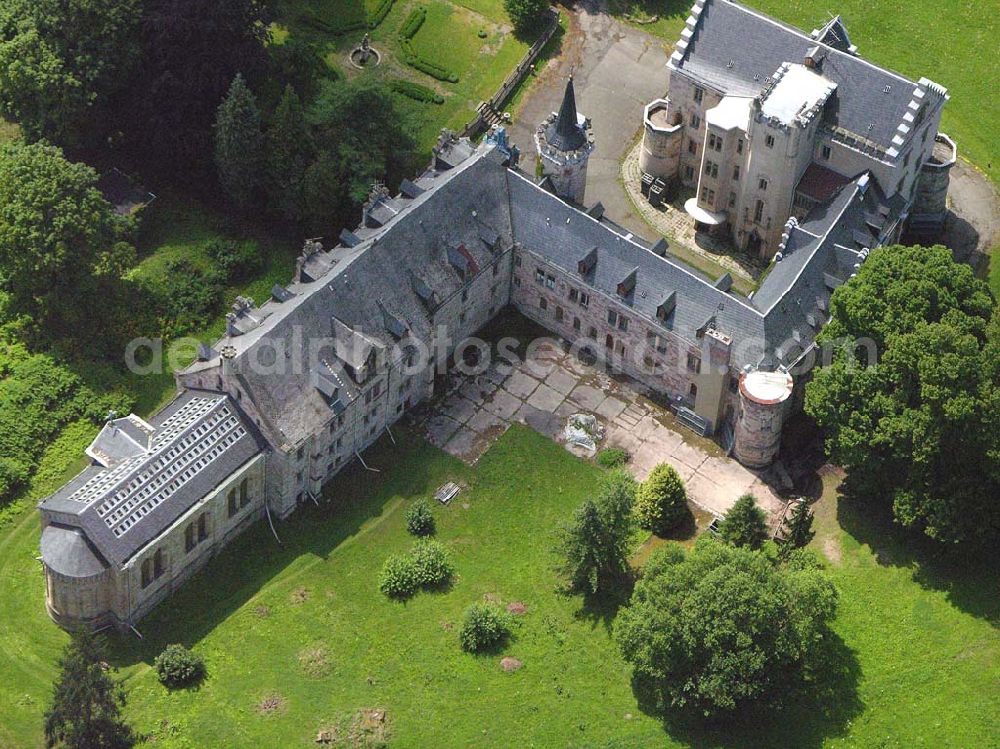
[614,539,838,717]
[503,0,549,36]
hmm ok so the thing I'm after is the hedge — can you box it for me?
[399,6,427,39]
[398,7,460,83]
[390,79,444,105]
[299,11,367,37]
[368,0,397,29]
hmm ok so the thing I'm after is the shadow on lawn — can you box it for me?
[631,630,863,749]
[836,479,1000,625]
[106,429,449,667]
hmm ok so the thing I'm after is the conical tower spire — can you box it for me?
[548,75,587,152]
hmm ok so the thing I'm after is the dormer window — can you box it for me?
[617,268,637,299]
[578,247,597,276]
[656,292,676,325]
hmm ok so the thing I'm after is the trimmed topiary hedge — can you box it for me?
[398,7,460,83]
[368,0,397,29]
[390,79,444,105]
[399,6,427,39]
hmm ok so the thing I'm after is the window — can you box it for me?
[198,514,207,542]
[568,288,578,303]
[555,306,564,322]
[690,113,700,129]
[545,274,555,289]
[588,326,597,340]
[364,381,381,404]
[337,414,345,428]
[688,139,698,155]
[736,138,744,154]
[754,199,764,224]
[461,288,469,303]
[185,523,196,552]
[535,268,545,285]
[336,437,343,450]
[700,186,716,204]
[579,291,589,308]
[514,255,521,267]
[821,144,831,160]
[607,309,618,326]
[684,165,695,181]
[758,177,768,191]
[514,276,521,288]
[459,311,466,325]
[141,558,153,588]
[732,165,740,181]
[643,355,655,370]
[617,316,628,332]
[689,383,698,398]
[605,334,614,349]
[239,478,249,508]
[153,549,163,579]
[616,342,626,357]
[686,353,701,372]
[728,191,737,208]
[647,331,668,354]
[707,132,722,151]
[728,377,739,394]
[704,160,718,178]
[694,87,704,103]
[573,317,581,332]
[765,134,775,148]
[539,297,548,311]
[296,446,304,461]
[227,488,237,518]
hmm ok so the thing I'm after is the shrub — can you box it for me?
[717,493,768,549]
[0,457,28,503]
[405,501,436,536]
[596,448,629,469]
[409,539,453,588]
[378,553,419,599]
[634,463,688,536]
[368,0,396,28]
[504,0,550,35]
[389,79,444,105]
[205,238,263,282]
[154,644,205,688]
[459,603,512,653]
[142,259,225,338]
[399,6,427,39]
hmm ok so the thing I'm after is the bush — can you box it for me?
[0,457,28,503]
[204,238,263,283]
[596,448,629,469]
[378,553,419,599]
[409,539,453,588]
[154,644,205,688]
[634,463,688,536]
[405,501,436,536]
[459,603,512,653]
[142,259,225,338]
[368,0,396,28]
[389,79,444,105]
[399,6,427,39]
[503,0,550,35]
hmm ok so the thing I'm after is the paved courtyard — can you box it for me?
[421,341,785,522]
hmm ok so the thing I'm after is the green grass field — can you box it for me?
[0,426,996,748]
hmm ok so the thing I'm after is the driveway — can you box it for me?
[508,0,670,237]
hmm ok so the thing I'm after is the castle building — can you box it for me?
[38,6,945,628]
[639,0,955,258]
[535,76,595,204]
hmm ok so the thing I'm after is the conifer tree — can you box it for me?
[44,631,135,749]
[717,493,768,549]
[780,501,815,557]
[265,85,314,222]
[214,73,263,209]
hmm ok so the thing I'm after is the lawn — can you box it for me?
[0,425,997,748]
[275,0,534,152]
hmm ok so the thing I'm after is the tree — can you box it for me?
[0,0,140,147]
[717,493,768,549]
[805,244,1000,545]
[214,74,264,209]
[0,142,134,343]
[303,79,415,230]
[633,463,688,536]
[554,469,636,595]
[123,0,270,179]
[503,0,549,35]
[614,538,838,717]
[265,86,315,223]
[44,630,135,749]
[781,501,815,557]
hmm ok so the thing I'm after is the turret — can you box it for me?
[534,76,595,204]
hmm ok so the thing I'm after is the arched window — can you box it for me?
[239,478,250,508]
[153,549,164,579]
[141,558,152,588]
[227,488,237,517]
[689,383,698,398]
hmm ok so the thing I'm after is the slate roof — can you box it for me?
[39,391,263,567]
[796,162,851,202]
[546,77,588,152]
[40,525,109,578]
[672,0,946,156]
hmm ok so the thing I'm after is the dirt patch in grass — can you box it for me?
[506,601,527,615]
[317,708,390,747]
[482,592,501,604]
[256,692,287,716]
[253,604,271,618]
[298,645,332,678]
[290,587,311,605]
[823,537,843,564]
[500,657,523,672]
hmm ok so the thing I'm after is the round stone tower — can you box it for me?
[639,98,683,181]
[534,75,594,205]
[733,368,794,468]
[910,133,956,235]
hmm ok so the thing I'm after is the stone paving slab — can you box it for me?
[481,388,522,419]
[527,383,566,413]
[545,366,578,396]
[595,395,627,420]
[444,427,484,462]
[425,414,462,447]
[567,384,605,410]
[504,370,541,399]
[440,394,478,425]
[468,409,506,433]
